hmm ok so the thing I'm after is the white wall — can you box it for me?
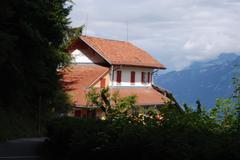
[109,66,153,87]
[71,49,93,63]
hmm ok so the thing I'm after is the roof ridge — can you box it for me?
[80,35,129,43]
[69,63,108,67]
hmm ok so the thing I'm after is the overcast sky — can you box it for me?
[69,0,240,71]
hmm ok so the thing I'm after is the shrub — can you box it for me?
[44,111,240,160]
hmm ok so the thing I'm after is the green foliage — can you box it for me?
[62,26,84,48]
[213,98,238,129]
[233,65,240,117]
[44,83,240,158]
[45,89,240,159]
[115,95,136,114]
[196,99,202,113]
[51,89,72,114]
[0,108,46,141]
[233,65,240,99]
[86,87,137,117]
[0,0,73,139]
[86,87,110,113]
[45,107,240,160]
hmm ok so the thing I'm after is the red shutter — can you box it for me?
[150,72,152,83]
[148,72,150,83]
[141,72,144,83]
[100,78,106,88]
[131,71,135,84]
[117,71,122,83]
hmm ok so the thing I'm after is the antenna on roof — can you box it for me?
[85,13,88,36]
[126,20,129,42]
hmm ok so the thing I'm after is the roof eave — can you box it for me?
[88,69,110,87]
[112,64,166,69]
[135,102,168,106]
[80,37,113,65]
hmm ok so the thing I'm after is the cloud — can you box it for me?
[69,0,240,71]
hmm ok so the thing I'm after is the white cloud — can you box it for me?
[69,0,240,71]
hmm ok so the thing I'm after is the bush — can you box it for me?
[0,109,39,141]
[44,111,240,160]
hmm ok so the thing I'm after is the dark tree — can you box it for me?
[0,0,72,134]
[196,99,202,113]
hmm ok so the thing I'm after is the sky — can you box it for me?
[69,0,240,71]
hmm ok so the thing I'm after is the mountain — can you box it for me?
[154,53,240,109]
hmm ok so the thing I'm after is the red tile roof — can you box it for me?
[80,36,166,69]
[110,87,170,106]
[61,64,109,106]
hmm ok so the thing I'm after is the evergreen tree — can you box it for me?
[196,99,202,113]
[0,0,72,133]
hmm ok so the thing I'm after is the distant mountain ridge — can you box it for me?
[154,53,240,109]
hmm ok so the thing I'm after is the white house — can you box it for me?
[62,36,175,118]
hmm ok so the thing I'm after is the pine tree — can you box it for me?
[0,0,73,134]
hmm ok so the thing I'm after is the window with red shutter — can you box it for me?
[142,72,149,84]
[116,71,122,84]
[130,71,135,84]
[141,72,145,83]
[148,72,150,83]
[150,72,152,83]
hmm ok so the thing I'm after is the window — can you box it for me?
[141,72,148,83]
[148,72,151,83]
[130,71,135,84]
[116,71,122,84]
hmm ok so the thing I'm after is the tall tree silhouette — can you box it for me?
[0,0,72,119]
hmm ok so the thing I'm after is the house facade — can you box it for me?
[62,36,174,118]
